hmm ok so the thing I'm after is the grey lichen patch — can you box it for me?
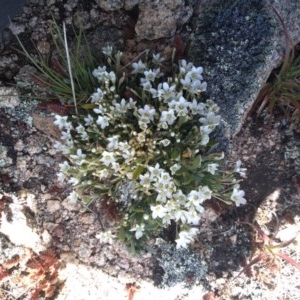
[155,241,207,287]
[4,99,38,127]
[0,87,20,108]
[0,144,13,167]
[188,0,275,136]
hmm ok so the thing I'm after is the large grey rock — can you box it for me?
[188,0,300,137]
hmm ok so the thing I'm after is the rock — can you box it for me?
[135,0,187,40]
[124,0,139,10]
[0,0,27,42]
[0,144,13,167]
[0,194,45,252]
[95,0,123,11]
[41,229,52,246]
[0,87,20,108]
[47,200,61,213]
[79,213,95,224]
[188,0,300,137]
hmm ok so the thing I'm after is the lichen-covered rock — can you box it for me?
[124,0,139,10]
[189,0,274,138]
[95,0,140,11]
[135,0,189,40]
[0,87,19,108]
[95,0,123,11]
[188,0,300,138]
[155,242,207,287]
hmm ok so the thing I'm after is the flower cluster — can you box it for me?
[54,48,247,250]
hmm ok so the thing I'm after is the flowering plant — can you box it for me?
[54,47,247,250]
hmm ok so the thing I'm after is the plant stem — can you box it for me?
[63,22,78,116]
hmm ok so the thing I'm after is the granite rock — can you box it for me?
[188,0,300,137]
[135,0,189,40]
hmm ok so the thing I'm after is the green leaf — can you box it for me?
[132,165,145,180]
[171,147,181,159]
[191,154,202,169]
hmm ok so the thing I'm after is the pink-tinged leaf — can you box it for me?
[276,251,300,270]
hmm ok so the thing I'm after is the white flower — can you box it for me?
[127,97,136,109]
[179,59,193,74]
[186,66,204,81]
[57,172,66,182]
[96,116,110,129]
[68,177,79,186]
[76,124,88,140]
[106,135,119,150]
[100,151,116,166]
[234,160,247,177]
[160,139,171,147]
[67,191,78,205]
[170,163,181,175]
[98,169,109,179]
[61,130,72,141]
[200,133,210,146]
[199,111,221,127]
[139,172,151,188]
[107,71,116,84]
[156,82,176,101]
[175,227,199,248]
[130,223,145,239]
[144,68,160,82]
[188,190,206,203]
[152,53,165,65]
[173,190,186,204]
[171,96,189,116]
[91,88,104,103]
[173,209,188,223]
[96,230,115,244]
[59,161,69,172]
[113,98,128,114]
[200,186,212,199]
[185,209,201,225]
[187,190,206,213]
[207,163,219,175]
[92,66,107,81]
[200,125,214,135]
[70,149,86,165]
[190,79,207,93]
[180,75,192,90]
[151,204,167,219]
[140,79,152,91]
[231,188,247,206]
[132,59,146,74]
[189,99,206,115]
[102,45,113,56]
[160,109,176,125]
[112,162,120,172]
[54,115,70,130]
[138,104,156,122]
[148,163,162,180]
[93,104,105,115]
[158,172,172,184]
[84,114,94,126]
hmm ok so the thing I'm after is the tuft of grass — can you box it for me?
[253,7,300,120]
[15,18,98,108]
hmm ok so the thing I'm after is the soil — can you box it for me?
[0,1,300,300]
